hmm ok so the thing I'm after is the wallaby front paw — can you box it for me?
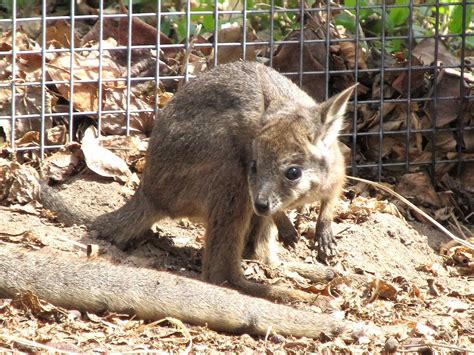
[278,225,299,248]
[273,211,299,248]
[315,226,336,263]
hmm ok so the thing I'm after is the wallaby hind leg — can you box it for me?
[201,179,252,284]
[242,215,279,265]
[92,187,163,250]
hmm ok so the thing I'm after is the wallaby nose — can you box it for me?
[254,200,270,215]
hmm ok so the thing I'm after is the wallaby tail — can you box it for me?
[40,182,96,227]
[40,183,160,248]
[0,245,356,339]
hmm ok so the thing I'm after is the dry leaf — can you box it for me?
[0,230,44,246]
[336,195,402,223]
[42,147,82,182]
[158,91,174,108]
[46,125,68,145]
[273,27,326,101]
[96,134,147,166]
[424,69,469,127]
[444,298,470,313]
[81,126,132,182]
[15,131,40,147]
[339,40,367,69]
[395,172,442,208]
[48,50,123,113]
[48,44,154,135]
[391,56,425,94]
[0,86,55,141]
[8,201,42,216]
[368,279,398,301]
[0,159,40,204]
[0,29,36,52]
[12,290,68,322]
[410,322,436,338]
[37,19,80,49]
[215,23,259,65]
[415,262,443,276]
[413,38,459,67]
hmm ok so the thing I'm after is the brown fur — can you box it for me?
[41,61,354,303]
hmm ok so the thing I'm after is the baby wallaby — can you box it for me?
[44,61,354,302]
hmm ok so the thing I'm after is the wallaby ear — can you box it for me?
[318,84,357,146]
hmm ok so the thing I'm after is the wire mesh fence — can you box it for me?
[0,0,473,188]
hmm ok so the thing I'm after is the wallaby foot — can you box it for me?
[243,215,279,265]
[315,222,336,263]
[243,213,339,288]
[92,187,162,250]
[231,277,323,304]
[273,211,299,248]
[314,198,337,263]
[284,261,338,282]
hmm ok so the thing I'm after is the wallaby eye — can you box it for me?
[249,160,257,174]
[285,167,302,181]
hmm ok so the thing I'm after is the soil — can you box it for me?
[0,172,472,353]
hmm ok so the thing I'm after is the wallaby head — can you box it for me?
[248,85,356,216]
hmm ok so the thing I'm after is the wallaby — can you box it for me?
[42,61,353,303]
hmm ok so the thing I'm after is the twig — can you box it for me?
[464,211,473,224]
[229,0,241,21]
[0,335,71,353]
[151,317,193,355]
[347,176,474,251]
[459,223,473,237]
[6,225,93,253]
[264,325,273,346]
[399,341,472,352]
[0,231,30,237]
[178,24,202,90]
[55,235,89,250]
[448,209,468,240]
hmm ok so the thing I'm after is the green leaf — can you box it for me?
[389,0,410,26]
[359,0,372,19]
[176,21,187,42]
[345,0,357,8]
[201,15,215,32]
[123,0,151,5]
[344,0,370,19]
[437,6,447,15]
[386,38,402,53]
[335,12,356,32]
[448,5,473,34]
[466,35,474,49]
[384,15,395,34]
[448,5,463,33]
[160,20,172,38]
